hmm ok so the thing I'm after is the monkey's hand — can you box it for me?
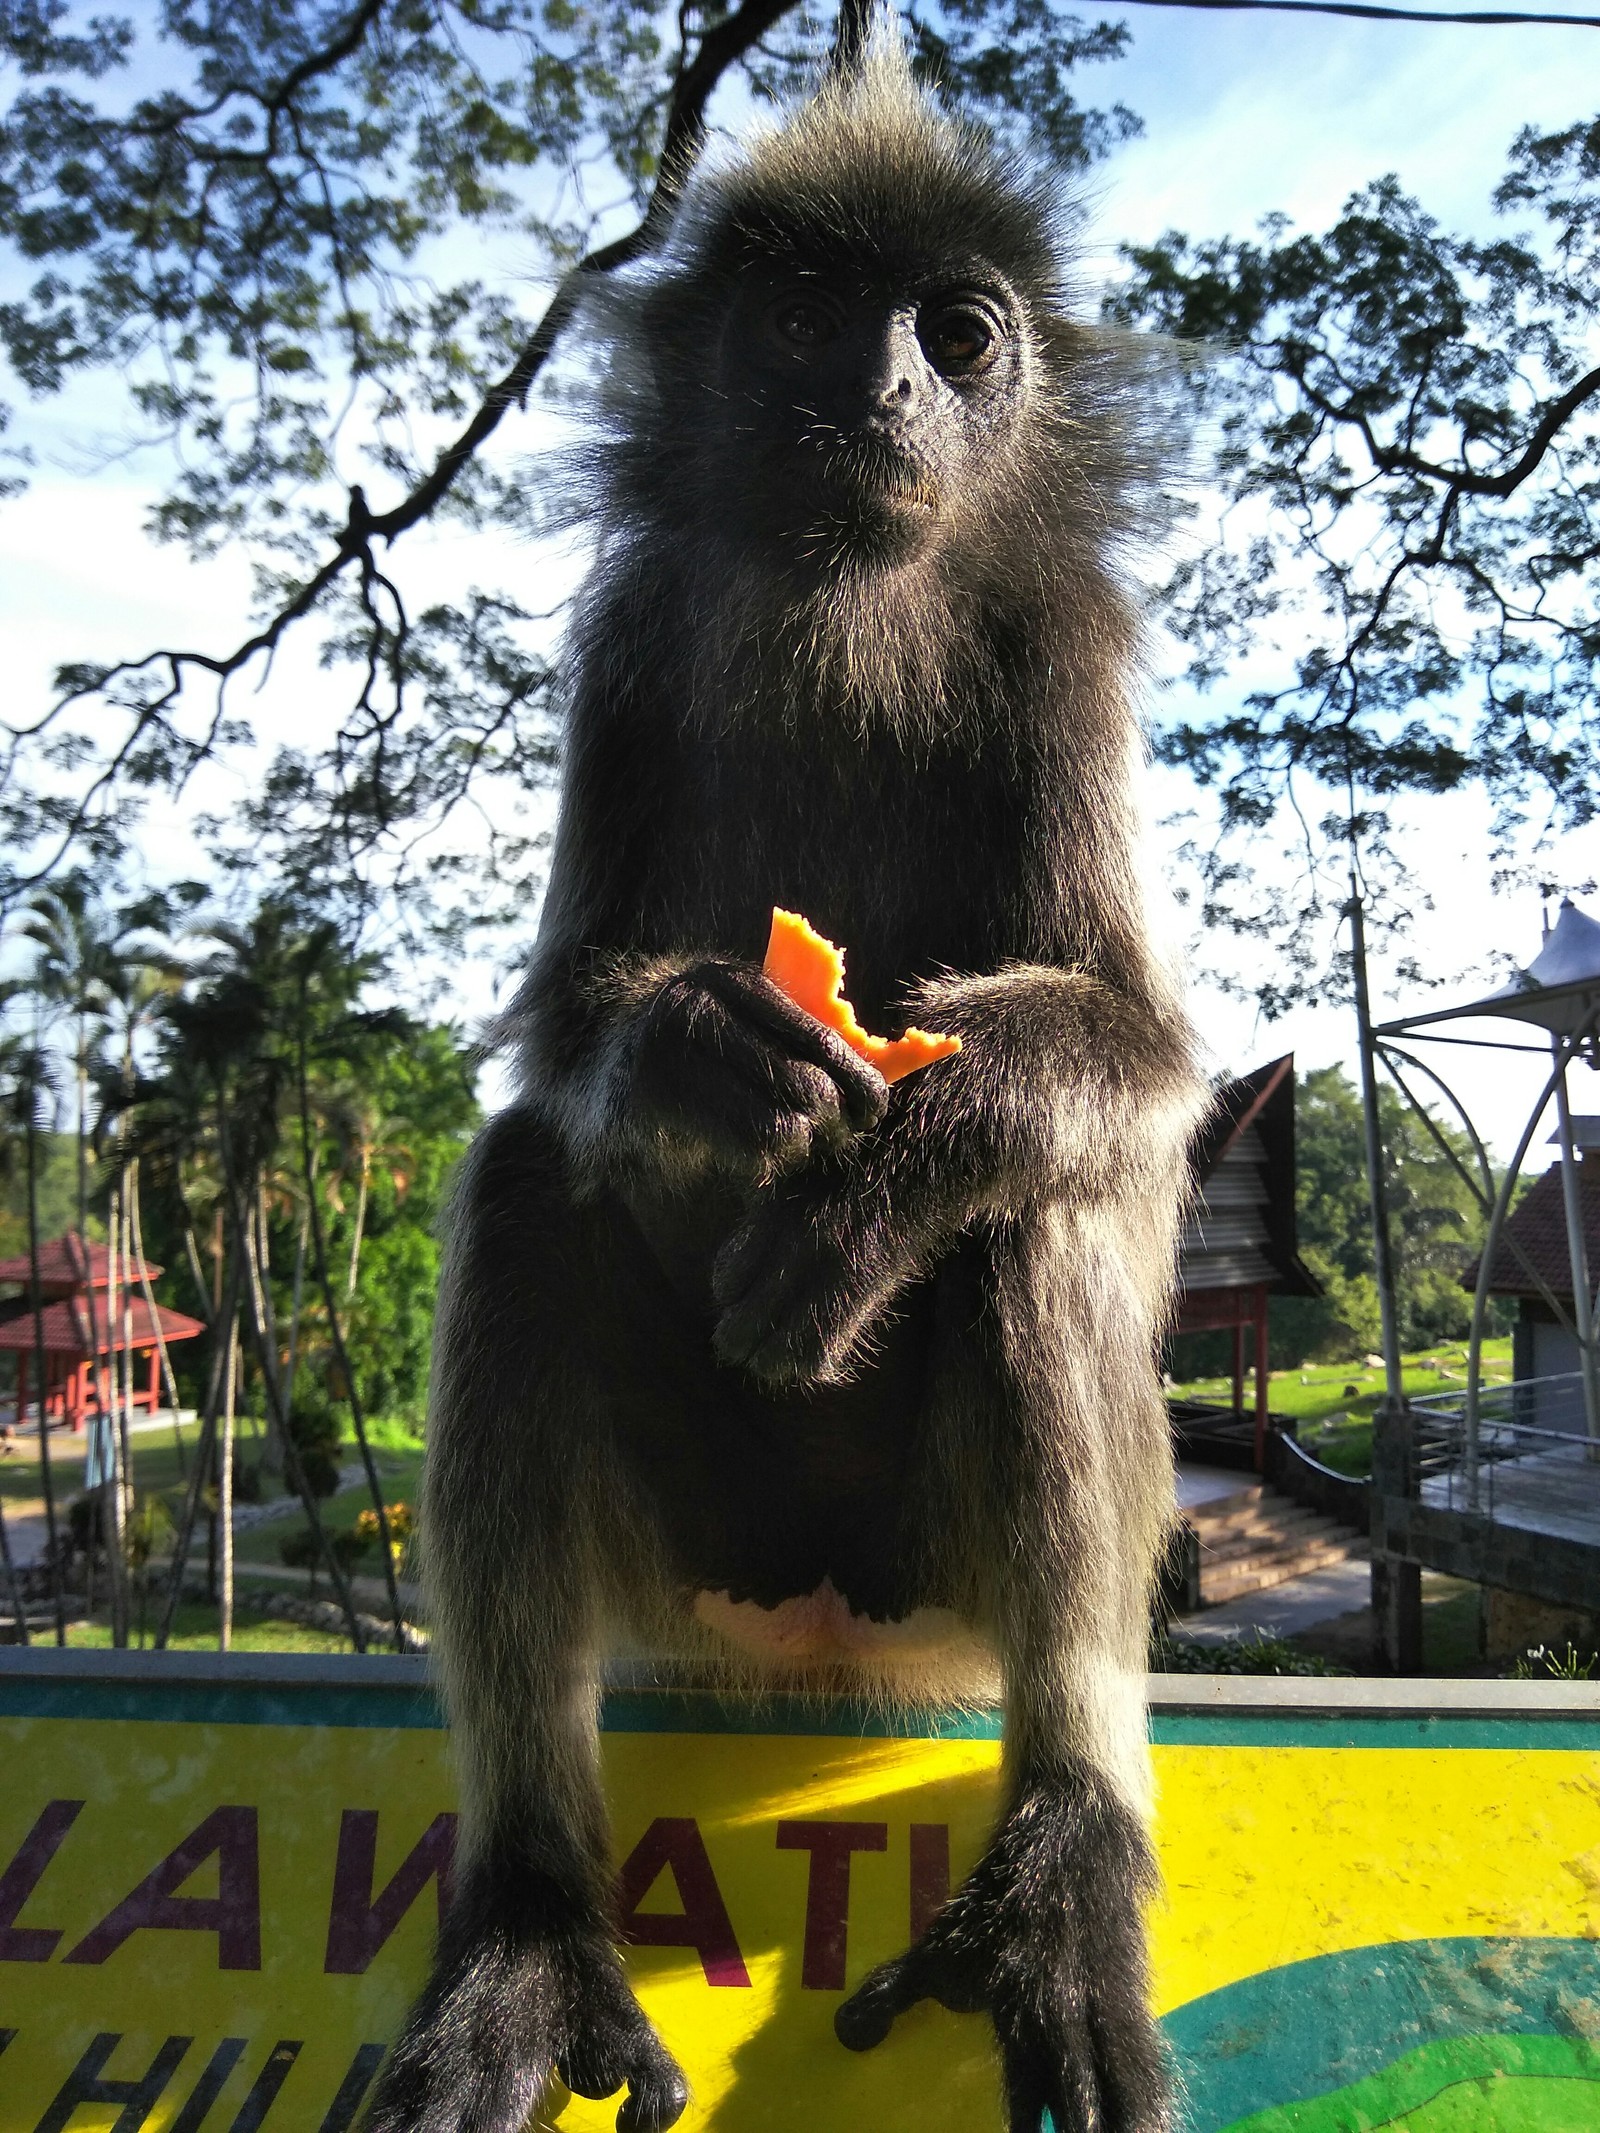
[834,1783,1170,2133]
[710,1165,924,1387]
[629,959,888,1171]
[360,1895,687,2133]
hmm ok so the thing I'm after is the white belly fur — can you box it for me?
[691,1580,1001,1707]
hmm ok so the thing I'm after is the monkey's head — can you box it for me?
[604,37,1130,593]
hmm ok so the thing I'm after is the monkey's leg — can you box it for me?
[362,1112,687,2133]
[836,1225,1173,2133]
[837,1752,1165,2133]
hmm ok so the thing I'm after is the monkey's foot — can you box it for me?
[361,1919,686,2133]
[834,1790,1171,2133]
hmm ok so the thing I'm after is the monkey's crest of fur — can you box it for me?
[562,36,1166,744]
[687,34,1064,301]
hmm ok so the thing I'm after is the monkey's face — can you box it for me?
[713,261,1027,571]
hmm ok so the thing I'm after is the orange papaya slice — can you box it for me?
[762,908,961,1084]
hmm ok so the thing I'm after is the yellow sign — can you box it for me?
[0,1660,1598,2132]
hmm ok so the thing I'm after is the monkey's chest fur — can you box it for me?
[539,681,1091,1650]
[587,728,1033,1635]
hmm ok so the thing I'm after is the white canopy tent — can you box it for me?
[1375,898,1600,1481]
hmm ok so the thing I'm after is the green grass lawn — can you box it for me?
[0,1409,210,1507]
[0,1413,424,1511]
[0,1411,424,1607]
[229,1437,423,1567]
[59,1594,358,1654]
[1171,1337,1513,1477]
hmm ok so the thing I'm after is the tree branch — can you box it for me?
[14,0,806,880]
[1299,359,1600,500]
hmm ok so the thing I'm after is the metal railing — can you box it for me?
[1405,1373,1599,1518]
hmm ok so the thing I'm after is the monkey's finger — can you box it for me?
[1085,1994,1172,2133]
[700,963,889,1131]
[775,1011,890,1132]
[759,1053,848,1132]
[834,1046,890,1132]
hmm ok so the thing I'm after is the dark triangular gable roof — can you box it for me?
[1182,1055,1323,1299]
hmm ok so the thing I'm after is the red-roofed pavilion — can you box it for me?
[0,1232,205,1430]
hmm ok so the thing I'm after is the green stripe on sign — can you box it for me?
[1162,1937,1600,2132]
[0,1677,446,1729]
[1148,1715,1600,1751]
[1214,2031,1600,2132]
[0,1669,1595,1748]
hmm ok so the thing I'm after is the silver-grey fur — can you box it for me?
[363,33,1206,2133]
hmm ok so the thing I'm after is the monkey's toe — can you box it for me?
[616,2058,689,2133]
[834,1967,903,2051]
[555,1974,688,2132]
[993,1972,1172,2133]
[557,2036,687,2133]
[832,1945,972,2056]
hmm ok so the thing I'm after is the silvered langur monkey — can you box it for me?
[365,32,1205,2133]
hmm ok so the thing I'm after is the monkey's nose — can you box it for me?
[861,318,921,413]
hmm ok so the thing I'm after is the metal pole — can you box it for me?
[1349,877,1420,1672]
[1549,1034,1600,1446]
[1350,881,1405,1394]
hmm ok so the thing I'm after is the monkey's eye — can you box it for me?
[920,304,1001,378]
[769,294,842,349]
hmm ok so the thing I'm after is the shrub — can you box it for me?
[354,1501,414,1553]
[1511,1642,1598,1681]
[285,1401,343,1500]
[1151,1632,1350,1677]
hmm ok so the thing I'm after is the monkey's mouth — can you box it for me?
[817,439,940,518]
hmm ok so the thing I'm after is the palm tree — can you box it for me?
[19,879,175,1646]
[154,905,372,1651]
[322,1087,416,1299]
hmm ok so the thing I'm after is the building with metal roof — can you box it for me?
[1173,1055,1322,1469]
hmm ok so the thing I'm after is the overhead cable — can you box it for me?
[1116,0,1598,27]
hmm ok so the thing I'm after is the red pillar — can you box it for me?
[146,1345,160,1416]
[16,1351,26,1429]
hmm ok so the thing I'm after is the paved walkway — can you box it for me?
[1174,1555,1372,1642]
[1175,1461,1255,1512]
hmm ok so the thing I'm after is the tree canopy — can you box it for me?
[0,0,1139,931]
[1279,1064,1494,1364]
[4,3,1596,1007]
[1115,116,1600,1004]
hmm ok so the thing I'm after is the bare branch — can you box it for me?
[10,0,806,883]
[1298,360,1600,501]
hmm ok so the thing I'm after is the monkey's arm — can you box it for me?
[713,962,1204,1385]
